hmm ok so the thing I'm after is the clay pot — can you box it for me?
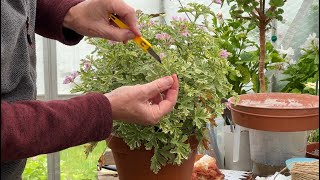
[228,93,319,132]
[107,135,199,180]
[306,142,319,159]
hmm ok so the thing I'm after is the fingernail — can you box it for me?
[164,76,173,85]
[127,31,135,39]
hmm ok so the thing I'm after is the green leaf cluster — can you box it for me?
[308,129,319,143]
[22,156,47,180]
[72,6,236,173]
[204,3,285,94]
[281,45,319,94]
[212,15,259,95]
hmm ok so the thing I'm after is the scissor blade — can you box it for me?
[147,48,161,63]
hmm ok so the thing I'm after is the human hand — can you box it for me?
[63,0,141,42]
[105,74,179,125]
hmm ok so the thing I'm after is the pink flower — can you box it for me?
[70,71,78,79]
[138,22,146,29]
[172,16,188,22]
[149,20,156,26]
[83,62,91,71]
[63,71,78,84]
[219,49,231,59]
[172,16,179,21]
[214,0,222,4]
[181,31,190,37]
[179,17,188,22]
[63,76,73,84]
[159,53,166,59]
[155,33,171,41]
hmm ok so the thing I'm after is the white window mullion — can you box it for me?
[43,37,60,180]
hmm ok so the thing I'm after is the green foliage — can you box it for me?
[308,129,320,143]
[269,0,285,7]
[281,34,319,94]
[72,5,236,173]
[227,0,286,22]
[199,2,284,95]
[225,0,287,92]
[210,13,259,95]
[23,142,106,180]
[23,156,47,180]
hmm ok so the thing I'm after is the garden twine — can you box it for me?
[290,160,319,180]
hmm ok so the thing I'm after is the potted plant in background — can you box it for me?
[225,0,288,93]
[280,33,319,160]
[66,4,236,179]
[220,0,319,177]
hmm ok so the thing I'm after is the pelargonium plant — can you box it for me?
[66,4,237,173]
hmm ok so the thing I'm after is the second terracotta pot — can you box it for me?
[228,93,319,132]
[107,135,199,180]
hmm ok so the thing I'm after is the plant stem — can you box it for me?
[207,1,214,8]
[177,0,192,22]
[258,21,266,93]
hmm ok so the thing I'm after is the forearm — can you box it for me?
[35,0,84,45]
[1,93,112,162]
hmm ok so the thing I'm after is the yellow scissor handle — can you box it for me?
[109,14,151,52]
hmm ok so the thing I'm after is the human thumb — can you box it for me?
[103,25,135,42]
[143,76,174,97]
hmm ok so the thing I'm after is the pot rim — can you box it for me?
[228,93,319,110]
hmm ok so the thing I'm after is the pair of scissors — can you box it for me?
[109,14,161,63]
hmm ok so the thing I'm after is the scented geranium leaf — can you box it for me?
[170,142,190,165]
[144,134,159,150]
[150,154,162,174]
[194,106,210,129]
[158,145,176,162]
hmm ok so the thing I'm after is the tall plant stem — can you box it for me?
[177,0,192,22]
[259,22,266,93]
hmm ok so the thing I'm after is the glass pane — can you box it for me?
[56,39,95,95]
[36,35,45,96]
[124,0,161,13]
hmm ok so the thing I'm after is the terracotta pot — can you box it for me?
[107,135,199,180]
[228,93,319,132]
[306,142,319,159]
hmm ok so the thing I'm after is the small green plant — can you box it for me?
[22,142,105,179]
[308,129,319,143]
[67,4,237,173]
[281,33,319,94]
[22,156,47,180]
[225,0,288,92]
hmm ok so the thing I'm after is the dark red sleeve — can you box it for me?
[35,0,84,45]
[1,93,113,163]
